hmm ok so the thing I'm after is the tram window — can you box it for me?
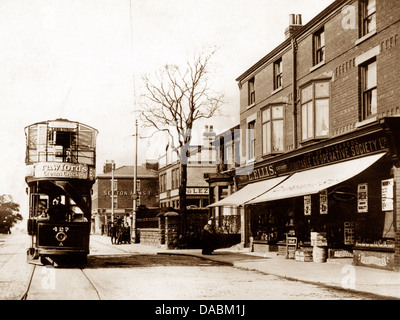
[48,130,76,147]
[31,194,49,217]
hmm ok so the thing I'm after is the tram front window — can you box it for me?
[48,129,77,163]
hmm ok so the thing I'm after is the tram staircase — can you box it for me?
[52,181,90,219]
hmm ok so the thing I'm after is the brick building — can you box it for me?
[158,125,217,209]
[210,0,400,270]
[91,161,159,234]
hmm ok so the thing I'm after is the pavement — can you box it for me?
[90,234,400,300]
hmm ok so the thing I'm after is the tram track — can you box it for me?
[20,238,133,300]
[20,261,103,300]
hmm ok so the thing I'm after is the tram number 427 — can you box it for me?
[53,227,69,233]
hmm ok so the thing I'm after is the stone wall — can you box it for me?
[137,228,160,246]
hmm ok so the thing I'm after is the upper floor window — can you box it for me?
[313,27,325,66]
[361,0,376,36]
[247,120,256,160]
[273,58,283,90]
[262,105,284,155]
[171,168,179,189]
[301,80,330,141]
[160,173,167,192]
[361,59,377,120]
[248,77,255,105]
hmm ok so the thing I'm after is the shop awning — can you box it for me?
[247,152,386,204]
[207,175,289,208]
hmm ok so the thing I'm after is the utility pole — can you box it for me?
[131,119,138,243]
[111,160,115,224]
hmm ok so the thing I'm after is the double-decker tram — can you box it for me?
[25,119,98,265]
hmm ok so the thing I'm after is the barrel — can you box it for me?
[313,246,327,263]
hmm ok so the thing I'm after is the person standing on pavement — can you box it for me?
[201,219,216,255]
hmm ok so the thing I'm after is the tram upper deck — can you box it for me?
[24,119,98,182]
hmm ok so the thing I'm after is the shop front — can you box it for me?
[236,118,400,271]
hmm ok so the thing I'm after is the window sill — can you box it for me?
[246,103,256,110]
[246,158,256,166]
[300,137,328,147]
[355,30,377,46]
[262,152,284,159]
[309,60,325,73]
[355,116,377,128]
[271,87,283,96]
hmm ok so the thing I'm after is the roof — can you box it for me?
[97,165,158,179]
[235,0,347,82]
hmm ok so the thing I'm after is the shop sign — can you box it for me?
[353,250,394,270]
[186,187,209,195]
[381,179,394,211]
[34,162,91,180]
[357,183,368,213]
[237,132,389,186]
[330,249,353,258]
[304,195,311,215]
[320,190,328,214]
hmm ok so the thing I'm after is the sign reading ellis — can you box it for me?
[33,162,94,180]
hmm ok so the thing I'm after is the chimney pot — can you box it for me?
[289,14,295,25]
[295,14,302,25]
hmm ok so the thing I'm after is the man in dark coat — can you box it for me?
[201,219,216,255]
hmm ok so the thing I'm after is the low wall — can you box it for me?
[137,228,160,246]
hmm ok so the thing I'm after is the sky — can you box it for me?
[0,0,334,218]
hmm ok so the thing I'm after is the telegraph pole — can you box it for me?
[111,160,115,223]
[131,119,138,243]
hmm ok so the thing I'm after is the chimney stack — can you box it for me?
[103,160,115,173]
[285,13,302,39]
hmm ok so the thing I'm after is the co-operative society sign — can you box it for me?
[32,162,93,180]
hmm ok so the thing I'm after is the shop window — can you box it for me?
[248,77,255,105]
[273,58,283,90]
[313,27,325,66]
[301,80,330,142]
[360,0,376,37]
[262,105,284,155]
[360,59,377,121]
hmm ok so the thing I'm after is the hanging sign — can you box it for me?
[357,183,368,213]
[320,190,328,214]
[381,179,394,211]
[304,195,311,215]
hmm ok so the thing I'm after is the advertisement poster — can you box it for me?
[381,179,394,211]
[320,190,328,214]
[304,195,311,216]
[357,183,368,213]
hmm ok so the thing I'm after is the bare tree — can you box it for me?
[139,49,224,233]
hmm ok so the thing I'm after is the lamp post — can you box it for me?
[131,119,138,243]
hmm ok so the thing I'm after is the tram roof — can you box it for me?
[24,118,98,133]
